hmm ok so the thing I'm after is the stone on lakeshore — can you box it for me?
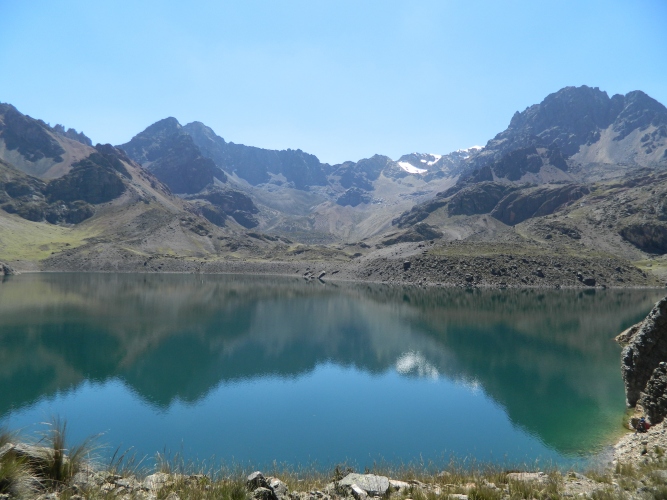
[338,474,390,496]
[449,495,469,500]
[318,271,326,279]
[71,469,106,490]
[506,472,547,484]
[253,487,276,500]
[350,484,368,500]
[268,477,289,499]
[144,472,171,491]
[0,262,16,276]
[247,471,270,490]
[583,276,596,286]
[389,479,410,491]
[165,493,181,500]
[403,261,411,270]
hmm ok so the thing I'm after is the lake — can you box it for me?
[0,273,662,470]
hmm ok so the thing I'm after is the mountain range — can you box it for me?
[1,85,667,284]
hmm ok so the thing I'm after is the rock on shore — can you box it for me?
[0,261,15,275]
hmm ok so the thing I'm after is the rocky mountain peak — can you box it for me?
[505,85,622,156]
[119,117,184,164]
[613,90,667,141]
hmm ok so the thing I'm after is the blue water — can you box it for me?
[0,273,661,469]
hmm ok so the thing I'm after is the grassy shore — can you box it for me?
[3,422,667,499]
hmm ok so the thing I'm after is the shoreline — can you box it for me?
[3,260,664,291]
[1,426,666,499]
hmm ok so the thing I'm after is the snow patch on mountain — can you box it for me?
[418,154,442,166]
[398,161,427,174]
[455,146,484,159]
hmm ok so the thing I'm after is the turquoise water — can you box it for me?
[0,273,662,469]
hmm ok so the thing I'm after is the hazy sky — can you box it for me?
[1,0,666,164]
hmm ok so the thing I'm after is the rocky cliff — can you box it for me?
[618,297,667,422]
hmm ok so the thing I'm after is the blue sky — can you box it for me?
[1,0,666,164]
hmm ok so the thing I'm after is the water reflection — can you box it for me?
[0,273,662,460]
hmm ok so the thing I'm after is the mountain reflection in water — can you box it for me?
[0,273,662,465]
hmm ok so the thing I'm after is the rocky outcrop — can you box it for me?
[490,184,589,225]
[336,187,371,207]
[186,187,259,228]
[0,103,66,163]
[45,152,126,204]
[448,182,519,216]
[618,297,667,409]
[53,124,93,146]
[392,197,448,228]
[619,222,667,254]
[638,362,667,424]
[381,222,442,246]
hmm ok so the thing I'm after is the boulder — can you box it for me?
[350,484,368,500]
[252,487,275,500]
[337,474,390,496]
[619,296,667,407]
[388,479,410,492]
[268,478,289,499]
[583,277,596,287]
[247,471,270,490]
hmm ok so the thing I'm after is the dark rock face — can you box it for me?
[336,187,371,207]
[46,152,126,204]
[150,135,225,194]
[638,362,667,424]
[187,188,259,228]
[448,182,519,216]
[619,222,667,254]
[53,124,93,146]
[0,157,98,225]
[0,103,65,163]
[490,184,589,225]
[619,297,667,408]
